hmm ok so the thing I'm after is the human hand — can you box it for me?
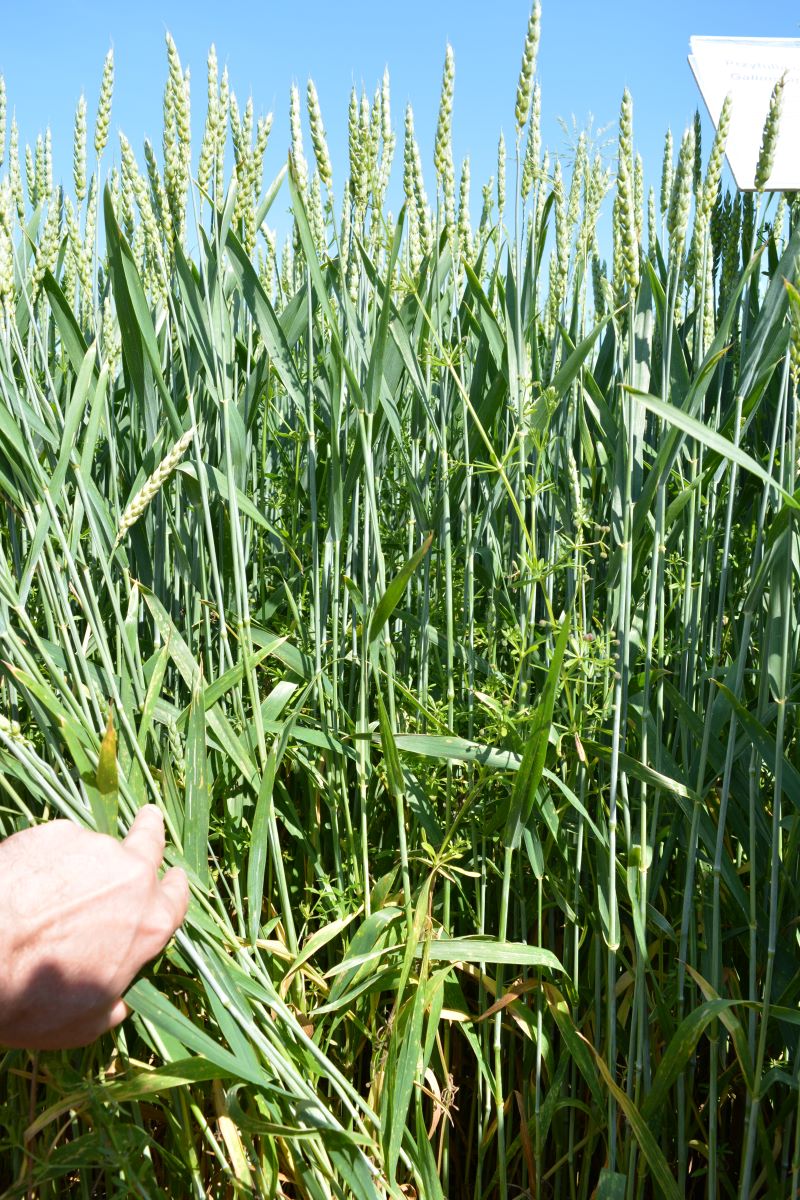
[0,806,189,1050]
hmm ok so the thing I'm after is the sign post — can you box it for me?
[689,36,800,190]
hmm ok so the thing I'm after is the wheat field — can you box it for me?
[0,10,798,1198]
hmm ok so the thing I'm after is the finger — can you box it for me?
[58,997,130,1048]
[123,805,165,870]
[158,866,190,934]
[107,997,131,1027]
[25,998,131,1051]
[124,867,190,973]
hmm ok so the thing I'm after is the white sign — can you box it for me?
[689,36,800,191]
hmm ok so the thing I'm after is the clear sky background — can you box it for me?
[1,0,797,244]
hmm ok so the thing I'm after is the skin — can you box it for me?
[0,806,188,1051]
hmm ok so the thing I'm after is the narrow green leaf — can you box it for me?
[368,533,433,645]
[427,936,562,971]
[246,683,312,945]
[592,1052,682,1200]
[504,614,571,847]
[641,999,742,1125]
[94,706,118,836]
[26,1057,234,1140]
[596,1169,627,1200]
[543,983,603,1109]
[126,980,272,1090]
[42,269,91,376]
[628,387,798,508]
[377,693,404,799]
[550,312,612,401]
[104,186,182,438]
[184,673,210,887]
[225,225,306,413]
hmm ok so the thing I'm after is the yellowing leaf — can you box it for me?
[96,706,118,795]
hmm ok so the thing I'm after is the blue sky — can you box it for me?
[2,0,797,243]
